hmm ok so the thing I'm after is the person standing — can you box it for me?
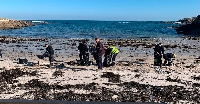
[103,46,112,67]
[78,40,89,65]
[154,43,165,67]
[45,44,54,66]
[95,38,105,69]
[0,50,2,58]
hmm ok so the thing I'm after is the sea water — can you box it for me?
[0,20,183,39]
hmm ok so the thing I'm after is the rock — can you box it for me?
[174,15,200,35]
[52,70,64,77]
[0,18,35,30]
[112,95,118,99]
[101,72,120,83]
[192,15,200,24]
[176,17,196,25]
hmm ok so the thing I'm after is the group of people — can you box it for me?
[43,38,119,69]
[78,38,119,69]
[42,39,175,69]
[154,43,176,67]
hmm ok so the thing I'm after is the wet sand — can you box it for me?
[0,36,200,103]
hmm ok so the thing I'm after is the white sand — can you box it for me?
[0,37,200,101]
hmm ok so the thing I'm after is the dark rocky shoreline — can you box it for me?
[174,15,200,35]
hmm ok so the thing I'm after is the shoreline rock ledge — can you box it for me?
[0,18,35,30]
[174,15,200,35]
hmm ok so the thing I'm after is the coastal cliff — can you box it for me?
[0,18,35,30]
[175,15,200,35]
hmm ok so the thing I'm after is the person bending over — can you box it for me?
[45,44,54,66]
[104,46,119,66]
[109,46,119,66]
[78,40,89,65]
[163,53,176,66]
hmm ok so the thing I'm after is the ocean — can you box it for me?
[0,20,182,39]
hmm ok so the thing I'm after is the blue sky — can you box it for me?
[0,0,200,21]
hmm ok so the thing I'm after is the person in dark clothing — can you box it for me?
[89,45,97,61]
[45,44,54,66]
[0,50,2,58]
[95,38,105,69]
[154,43,165,67]
[154,43,165,55]
[78,40,89,65]
[163,53,176,66]
[103,46,112,67]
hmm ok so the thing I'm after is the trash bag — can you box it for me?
[77,53,91,66]
[103,54,112,67]
[37,51,50,59]
[18,58,28,64]
[37,55,44,59]
[56,63,67,69]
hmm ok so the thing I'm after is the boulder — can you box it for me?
[0,18,35,30]
[176,17,196,25]
[174,15,200,35]
[192,15,200,24]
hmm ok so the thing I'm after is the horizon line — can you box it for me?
[22,19,177,22]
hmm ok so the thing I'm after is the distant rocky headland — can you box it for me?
[0,18,35,30]
[174,15,200,35]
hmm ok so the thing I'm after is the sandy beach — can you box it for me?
[0,36,200,103]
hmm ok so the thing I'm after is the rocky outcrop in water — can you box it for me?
[176,17,196,25]
[174,15,200,35]
[0,18,35,30]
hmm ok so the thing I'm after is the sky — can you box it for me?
[0,0,200,21]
